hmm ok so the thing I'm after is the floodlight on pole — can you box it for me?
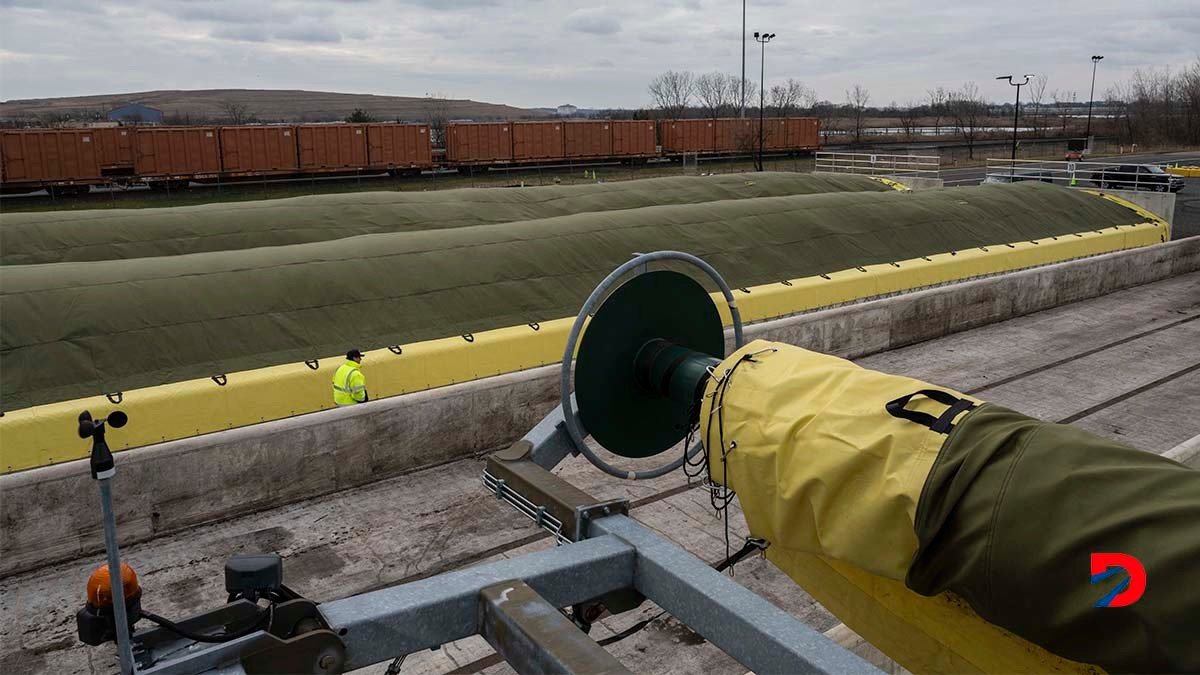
[1085,55,1104,146]
[754,31,775,172]
[740,0,747,118]
[997,73,1034,162]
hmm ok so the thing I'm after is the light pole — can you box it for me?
[1085,55,1104,148]
[754,31,775,171]
[997,74,1034,162]
[740,0,746,118]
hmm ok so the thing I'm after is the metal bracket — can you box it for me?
[484,442,629,543]
[574,499,629,541]
[133,599,345,675]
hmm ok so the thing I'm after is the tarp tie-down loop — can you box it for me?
[885,389,976,434]
[713,536,770,573]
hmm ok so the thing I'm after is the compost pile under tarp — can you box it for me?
[0,172,888,265]
[0,183,1145,410]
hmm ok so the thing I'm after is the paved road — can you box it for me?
[940,151,1200,240]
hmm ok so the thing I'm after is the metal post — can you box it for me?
[759,38,765,171]
[1085,55,1104,147]
[99,477,136,675]
[1012,83,1021,161]
[997,74,1033,167]
[740,0,746,118]
[753,32,774,172]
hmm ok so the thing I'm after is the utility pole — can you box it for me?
[997,74,1034,163]
[754,31,775,171]
[740,0,747,118]
[1085,55,1104,151]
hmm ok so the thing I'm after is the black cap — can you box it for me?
[347,349,364,360]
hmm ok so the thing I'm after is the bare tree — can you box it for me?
[949,82,985,158]
[898,100,920,139]
[422,92,450,146]
[926,86,947,137]
[647,70,696,119]
[1051,89,1078,135]
[1179,60,1200,144]
[695,71,734,118]
[1026,75,1048,136]
[740,77,760,114]
[218,100,253,125]
[845,84,870,143]
[769,78,815,116]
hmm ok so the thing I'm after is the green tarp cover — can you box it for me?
[0,173,888,264]
[0,182,1144,410]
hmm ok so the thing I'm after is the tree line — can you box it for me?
[644,60,1200,155]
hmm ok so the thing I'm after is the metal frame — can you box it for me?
[124,402,879,674]
[983,158,1184,191]
[815,151,941,178]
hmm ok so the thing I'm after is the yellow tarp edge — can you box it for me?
[769,547,1104,674]
[1081,188,1171,235]
[0,221,1166,473]
[868,176,912,191]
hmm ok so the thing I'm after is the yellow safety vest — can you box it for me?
[332,361,367,406]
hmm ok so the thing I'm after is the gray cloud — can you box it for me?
[564,9,621,35]
[210,25,271,43]
[0,0,1196,110]
[274,21,343,43]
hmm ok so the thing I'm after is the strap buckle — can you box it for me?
[885,389,976,434]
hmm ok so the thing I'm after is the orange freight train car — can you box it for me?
[94,127,136,176]
[220,125,299,175]
[563,120,612,159]
[660,119,715,153]
[134,127,221,184]
[298,124,368,170]
[0,129,103,194]
[561,120,656,160]
[662,117,820,154]
[366,123,432,174]
[511,121,564,162]
[445,122,513,165]
[610,120,658,157]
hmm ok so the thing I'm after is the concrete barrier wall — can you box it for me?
[3,237,1197,577]
[1102,187,1176,225]
[887,176,944,190]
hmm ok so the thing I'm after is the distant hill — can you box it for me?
[0,89,548,124]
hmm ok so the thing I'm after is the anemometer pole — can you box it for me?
[82,411,136,675]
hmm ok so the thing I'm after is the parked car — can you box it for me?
[1089,164,1185,192]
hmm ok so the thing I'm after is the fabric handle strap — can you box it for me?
[885,389,976,434]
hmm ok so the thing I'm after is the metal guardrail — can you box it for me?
[815,152,940,178]
[984,158,1185,191]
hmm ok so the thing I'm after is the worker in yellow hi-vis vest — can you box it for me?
[332,349,369,406]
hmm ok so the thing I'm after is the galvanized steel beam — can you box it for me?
[589,515,879,675]
[320,534,635,671]
[479,580,631,675]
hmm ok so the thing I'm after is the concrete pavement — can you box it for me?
[3,268,1197,675]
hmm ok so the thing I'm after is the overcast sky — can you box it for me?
[1,0,1197,109]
